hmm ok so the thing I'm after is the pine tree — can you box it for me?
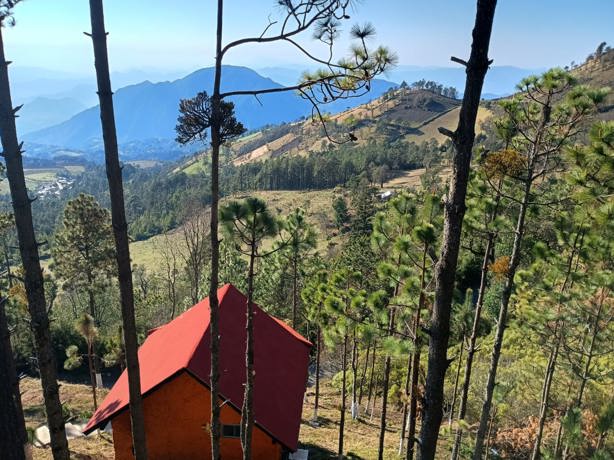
[220,197,278,460]
[53,194,115,326]
[473,70,608,459]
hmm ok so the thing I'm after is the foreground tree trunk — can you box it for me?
[0,26,70,460]
[0,297,27,460]
[88,2,148,458]
[240,233,257,460]
[419,2,497,458]
[208,2,225,457]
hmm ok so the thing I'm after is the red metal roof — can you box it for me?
[84,284,311,451]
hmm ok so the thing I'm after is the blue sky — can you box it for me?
[3,0,613,75]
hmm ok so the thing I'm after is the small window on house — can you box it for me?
[222,424,241,438]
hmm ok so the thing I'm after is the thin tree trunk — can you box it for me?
[473,176,533,459]
[451,234,494,460]
[408,244,429,460]
[576,289,605,408]
[485,410,496,460]
[313,326,321,422]
[351,335,359,419]
[474,81,555,457]
[0,296,27,460]
[292,256,298,329]
[553,412,565,459]
[0,25,69,460]
[448,336,464,427]
[367,340,377,413]
[371,365,381,422]
[378,310,396,460]
[240,238,256,460]
[87,2,147,458]
[208,1,225,458]
[338,334,348,459]
[358,339,372,407]
[87,340,98,411]
[419,2,497,458]
[531,338,559,460]
[399,350,413,456]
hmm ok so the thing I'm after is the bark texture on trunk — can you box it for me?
[208,1,225,458]
[418,2,497,458]
[88,2,147,458]
[0,297,27,460]
[240,239,256,459]
[0,26,69,460]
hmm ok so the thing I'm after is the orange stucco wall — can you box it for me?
[111,372,283,460]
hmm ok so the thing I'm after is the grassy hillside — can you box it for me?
[174,88,480,174]
[130,169,443,273]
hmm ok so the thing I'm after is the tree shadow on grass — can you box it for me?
[299,442,365,459]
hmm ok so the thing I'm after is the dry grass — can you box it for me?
[23,376,416,460]
[300,379,407,459]
[22,378,115,460]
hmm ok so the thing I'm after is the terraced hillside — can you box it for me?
[228,88,469,165]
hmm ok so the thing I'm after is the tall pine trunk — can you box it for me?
[407,244,429,460]
[240,236,256,459]
[473,86,553,458]
[419,2,497,458]
[367,340,377,413]
[0,25,69,460]
[451,234,495,460]
[208,1,225,457]
[351,336,359,419]
[292,256,298,329]
[88,2,147,458]
[473,177,533,459]
[87,340,98,410]
[313,326,321,421]
[378,310,396,460]
[0,296,27,460]
[531,338,559,460]
[358,339,372,407]
[338,334,348,459]
[398,350,413,455]
[448,337,464,427]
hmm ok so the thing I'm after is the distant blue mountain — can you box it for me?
[25,66,397,151]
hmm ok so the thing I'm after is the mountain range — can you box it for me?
[23,66,397,154]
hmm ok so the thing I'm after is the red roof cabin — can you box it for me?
[84,284,312,459]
